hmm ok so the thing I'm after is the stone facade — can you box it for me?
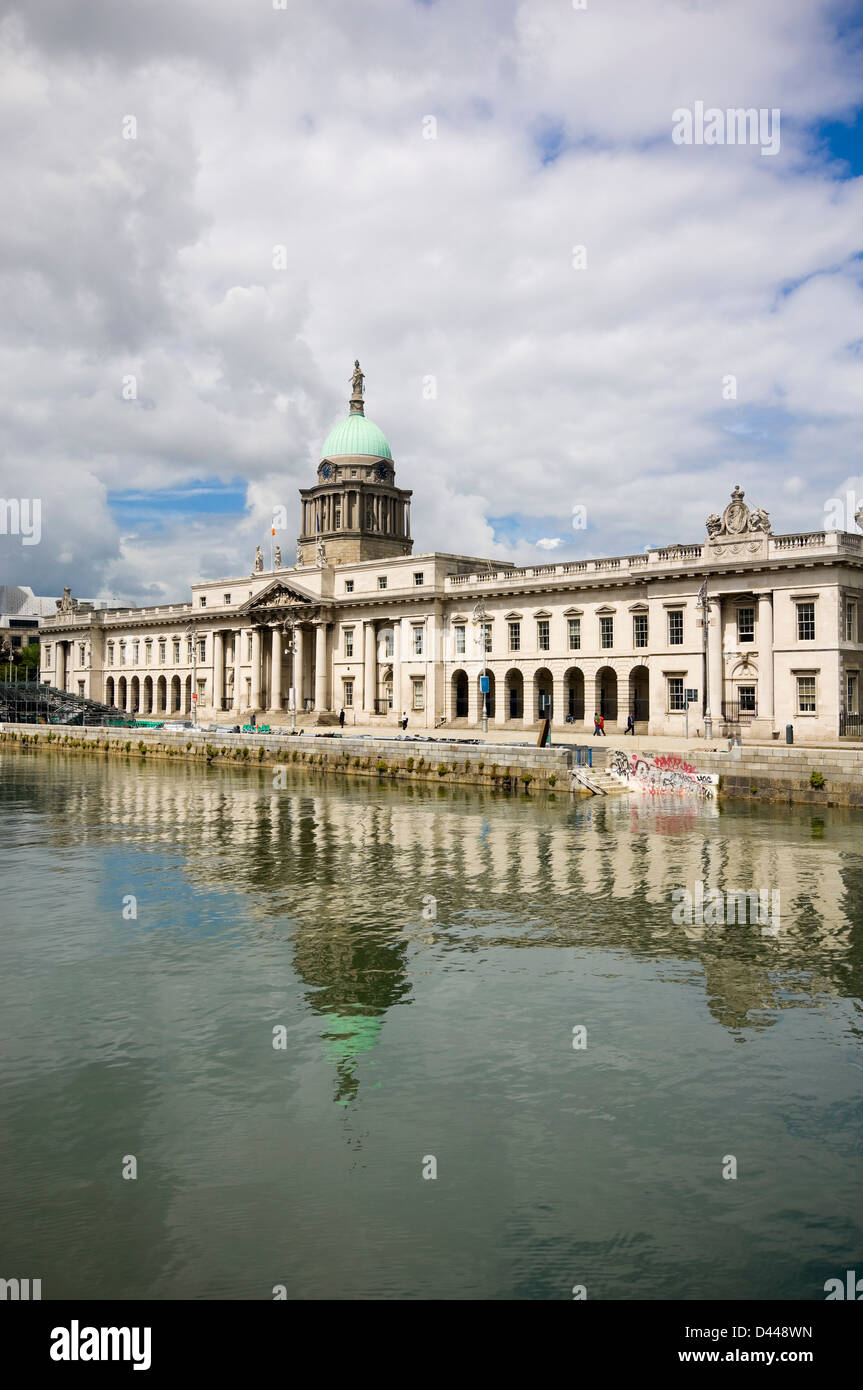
[37,381,863,742]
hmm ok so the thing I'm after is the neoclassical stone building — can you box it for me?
[39,369,863,740]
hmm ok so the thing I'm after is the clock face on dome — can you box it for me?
[320,462,332,479]
[375,462,388,481]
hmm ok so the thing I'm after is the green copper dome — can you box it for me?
[321,414,392,460]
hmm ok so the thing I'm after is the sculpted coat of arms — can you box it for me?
[706,486,771,539]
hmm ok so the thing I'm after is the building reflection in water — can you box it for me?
[8,752,863,1101]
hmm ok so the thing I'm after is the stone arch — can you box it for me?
[596,665,618,722]
[451,669,469,720]
[533,666,554,722]
[505,667,524,721]
[629,664,649,723]
[184,674,192,713]
[105,676,115,708]
[143,675,153,714]
[156,675,167,713]
[117,675,127,711]
[170,675,181,712]
[564,666,585,724]
[130,675,140,714]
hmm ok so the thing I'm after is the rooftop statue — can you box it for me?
[708,486,772,539]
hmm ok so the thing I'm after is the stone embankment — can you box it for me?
[0,724,573,792]
[2,724,862,807]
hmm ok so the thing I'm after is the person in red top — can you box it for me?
[599,714,606,735]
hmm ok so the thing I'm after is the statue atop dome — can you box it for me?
[349,359,365,416]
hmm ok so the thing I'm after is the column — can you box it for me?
[392,620,401,719]
[269,627,283,713]
[56,641,67,691]
[251,628,262,709]
[759,593,774,723]
[364,622,376,713]
[233,631,243,712]
[707,597,723,722]
[294,626,305,711]
[213,630,224,712]
[314,623,328,710]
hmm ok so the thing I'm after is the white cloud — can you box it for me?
[0,0,862,600]
[535,537,562,551]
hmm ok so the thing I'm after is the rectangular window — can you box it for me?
[414,572,424,586]
[737,607,754,643]
[412,677,425,710]
[145,640,152,663]
[78,680,85,696]
[344,629,354,658]
[846,601,857,642]
[224,594,231,606]
[132,640,139,664]
[378,576,387,590]
[668,610,683,645]
[334,507,341,528]
[343,679,354,708]
[633,614,648,648]
[106,645,113,667]
[197,678,206,700]
[537,620,550,651]
[797,602,815,641]
[199,597,206,608]
[159,640,166,663]
[120,643,127,665]
[79,644,86,665]
[454,625,465,655]
[668,676,685,711]
[508,621,521,652]
[738,684,756,713]
[480,622,492,654]
[345,579,354,593]
[797,675,816,713]
[384,632,394,659]
[412,626,423,656]
[172,640,180,663]
[568,618,581,651]
[848,673,859,715]
[198,639,206,663]
[600,616,614,649]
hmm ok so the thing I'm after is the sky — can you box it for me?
[1,0,862,604]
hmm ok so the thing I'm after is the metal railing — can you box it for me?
[721,699,757,721]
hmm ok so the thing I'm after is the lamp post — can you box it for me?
[185,620,198,727]
[698,580,711,739]
[282,611,300,731]
[472,597,489,734]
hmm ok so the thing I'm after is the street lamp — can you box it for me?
[472,597,489,735]
[185,620,198,727]
[281,611,300,731]
[698,580,711,739]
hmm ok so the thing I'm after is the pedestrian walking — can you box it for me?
[339,708,345,729]
[401,711,408,731]
[599,714,606,735]
[625,712,635,735]
[593,712,603,737]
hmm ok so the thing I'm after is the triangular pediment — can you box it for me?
[239,580,317,615]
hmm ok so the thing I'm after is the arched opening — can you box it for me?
[533,667,553,722]
[505,668,524,721]
[130,676,140,714]
[564,667,584,724]
[629,665,649,723]
[597,666,618,722]
[170,675,181,712]
[105,676,115,708]
[477,670,495,720]
[143,675,153,714]
[156,675,167,713]
[184,675,192,713]
[117,676,127,711]
[451,669,469,720]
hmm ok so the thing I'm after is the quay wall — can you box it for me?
[0,724,574,792]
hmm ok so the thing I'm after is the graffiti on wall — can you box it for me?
[608,749,717,796]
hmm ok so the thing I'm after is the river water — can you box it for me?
[1,747,861,1300]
